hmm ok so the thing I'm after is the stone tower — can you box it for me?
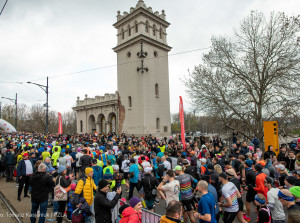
[113,0,171,137]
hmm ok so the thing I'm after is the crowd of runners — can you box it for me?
[0,132,300,223]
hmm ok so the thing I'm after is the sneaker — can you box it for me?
[243,215,250,222]
[154,198,160,204]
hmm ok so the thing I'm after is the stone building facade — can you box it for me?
[73,0,171,137]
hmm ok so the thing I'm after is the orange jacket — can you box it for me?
[254,172,268,200]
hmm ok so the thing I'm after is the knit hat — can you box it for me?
[71,183,76,191]
[245,159,253,167]
[77,148,81,152]
[216,153,222,158]
[58,165,66,174]
[85,167,93,175]
[290,186,300,198]
[23,152,29,157]
[129,196,141,208]
[286,176,296,185]
[98,179,109,189]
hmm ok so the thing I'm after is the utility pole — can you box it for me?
[15,93,17,130]
[27,76,49,133]
[46,77,49,133]
[1,93,18,129]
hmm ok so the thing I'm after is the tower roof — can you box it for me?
[113,0,169,28]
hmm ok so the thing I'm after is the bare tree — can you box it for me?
[184,11,300,143]
[62,111,77,134]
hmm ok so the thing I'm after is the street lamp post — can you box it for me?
[1,93,18,129]
[27,76,49,133]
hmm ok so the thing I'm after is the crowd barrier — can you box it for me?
[111,199,124,222]
[111,200,162,223]
[141,208,162,223]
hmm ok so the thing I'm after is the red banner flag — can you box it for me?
[179,96,186,150]
[58,112,63,134]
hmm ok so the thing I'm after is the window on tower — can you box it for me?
[159,28,162,39]
[145,20,149,33]
[80,120,83,132]
[153,24,156,36]
[121,28,124,39]
[156,118,160,130]
[128,96,132,108]
[155,83,159,97]
[135,21,138,33]
[128,25,131,36]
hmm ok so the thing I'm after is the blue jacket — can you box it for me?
[92,165,103,185]
[108,155,116,165]
[17,159,34,177]
[3,151,15,165]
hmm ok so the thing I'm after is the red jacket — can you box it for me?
[119,207,141,223]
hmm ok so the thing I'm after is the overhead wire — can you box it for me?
[3,46,210,83]
[0,0,8,16]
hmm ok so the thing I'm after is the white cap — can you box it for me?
[275,164,285,171]
[144,167,153,173]
[201,145,206,149]
[200,158,207,163]
[112,165,119,171]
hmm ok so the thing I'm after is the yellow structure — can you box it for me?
[263,121,279,155]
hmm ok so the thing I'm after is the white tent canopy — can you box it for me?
[0,119,16,133]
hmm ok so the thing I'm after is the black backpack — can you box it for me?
[157,163,165,178]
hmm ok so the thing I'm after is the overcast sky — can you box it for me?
[0,0,299,115]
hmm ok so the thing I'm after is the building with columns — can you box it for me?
[73,0,171,137]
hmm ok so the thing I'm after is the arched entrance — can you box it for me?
[88,115,96,133]
[97,114,106,133]
[108,113,117,133]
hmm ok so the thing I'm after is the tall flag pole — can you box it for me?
[58,112,63,134]
[179,96,186,150]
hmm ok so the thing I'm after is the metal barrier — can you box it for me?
[141,208,162,223]
[111,199,125,222]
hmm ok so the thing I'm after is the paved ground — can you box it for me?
[0,197,18,223]
[0,178,57,223]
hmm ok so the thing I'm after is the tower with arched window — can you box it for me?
[113,0,171,137]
